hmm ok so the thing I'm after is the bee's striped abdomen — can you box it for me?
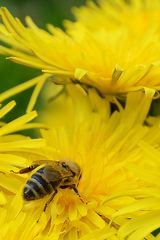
[23,166,61,201]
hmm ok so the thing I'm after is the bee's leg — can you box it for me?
[72,185,84,202]
[37,189,58,223]
[10,164,39,174]
[43,189,58,212]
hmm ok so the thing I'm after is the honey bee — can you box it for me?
[11,160,82,212]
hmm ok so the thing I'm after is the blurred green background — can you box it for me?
[0,0,86,123]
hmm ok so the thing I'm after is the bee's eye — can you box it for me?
[62,162,68,169]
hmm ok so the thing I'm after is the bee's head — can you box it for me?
[61,160,81,180]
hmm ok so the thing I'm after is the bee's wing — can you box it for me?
[43,165,62,183]
[32,160,59,167]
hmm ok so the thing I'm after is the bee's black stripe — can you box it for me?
[29,177,47,195]
[26,179,45,197]
[23,184,39,200]
[32,172,53,194]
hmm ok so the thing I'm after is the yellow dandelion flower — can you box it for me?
[0,88,160,240]
[1,2,160,98]
[72,0,160,35]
